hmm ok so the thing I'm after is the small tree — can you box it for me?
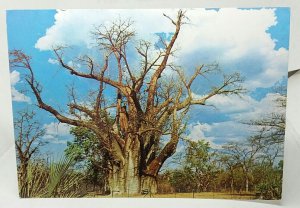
[14,109,46,196]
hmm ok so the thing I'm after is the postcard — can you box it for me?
[7,8,289,199]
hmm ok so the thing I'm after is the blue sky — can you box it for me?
[7,8,289,158]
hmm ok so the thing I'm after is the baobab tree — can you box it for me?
[9,10,244,195]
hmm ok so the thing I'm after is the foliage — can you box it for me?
[185,140,219,192]
[168,140,219,193]
[169,167,195,192]
[160,136,283,199]
[157,171,174,194]
[254,161,283,199]
[244,83,286,197]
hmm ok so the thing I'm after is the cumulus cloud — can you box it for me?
[185,121,252,149]
[48,58,59,65]
[185,122,219,148]
[207,93,284,120]
[42,122,71,144]
[67,60,81,68]
[232,93,285,121]
[186,92,284,147]
[35,8,288,90]
[35,9,174,50]
[206,94,254,114]
[186,122,212,140]
[10,70,31,103]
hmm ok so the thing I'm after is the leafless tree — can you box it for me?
[14,109,46,194]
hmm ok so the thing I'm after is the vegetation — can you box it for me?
[159,139,283,199]
[65,127,110,194]
[18,157,84,198]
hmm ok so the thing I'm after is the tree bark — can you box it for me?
[108,147,158,195]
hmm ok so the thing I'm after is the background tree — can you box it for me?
[14,109,46,195]
[169,167,195,193]
[167,140,219,193]
[222,136,263,193]
[244,82,286,198]
[253,160,283,199]
[217,154,240,193]
[184,140,218,192]
[9,10,244,194]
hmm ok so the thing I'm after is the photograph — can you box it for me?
[7,8,289,199]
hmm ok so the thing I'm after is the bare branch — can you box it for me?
[53,47,129,95]
[146,10,186,112]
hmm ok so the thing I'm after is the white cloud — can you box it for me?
[243,47,288,89]
[206,94,254,114]
[10,70,31,103]
[67,60,81,68]
[48,58,59,65]
[185,123,214,147]
[35,8,288,90]
[205,93,284,120]
[186,122,211,141]
[186,92,284,146]
[177,9,277,60]
[42,122,71,144]
[10,70,20,85]
[43,122,71,136]
[35,9,174,50]
[232,93,285,121]
[186,121,253,149]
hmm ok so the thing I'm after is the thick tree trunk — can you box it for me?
[108,154,158,195]
[108,135,158,196]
